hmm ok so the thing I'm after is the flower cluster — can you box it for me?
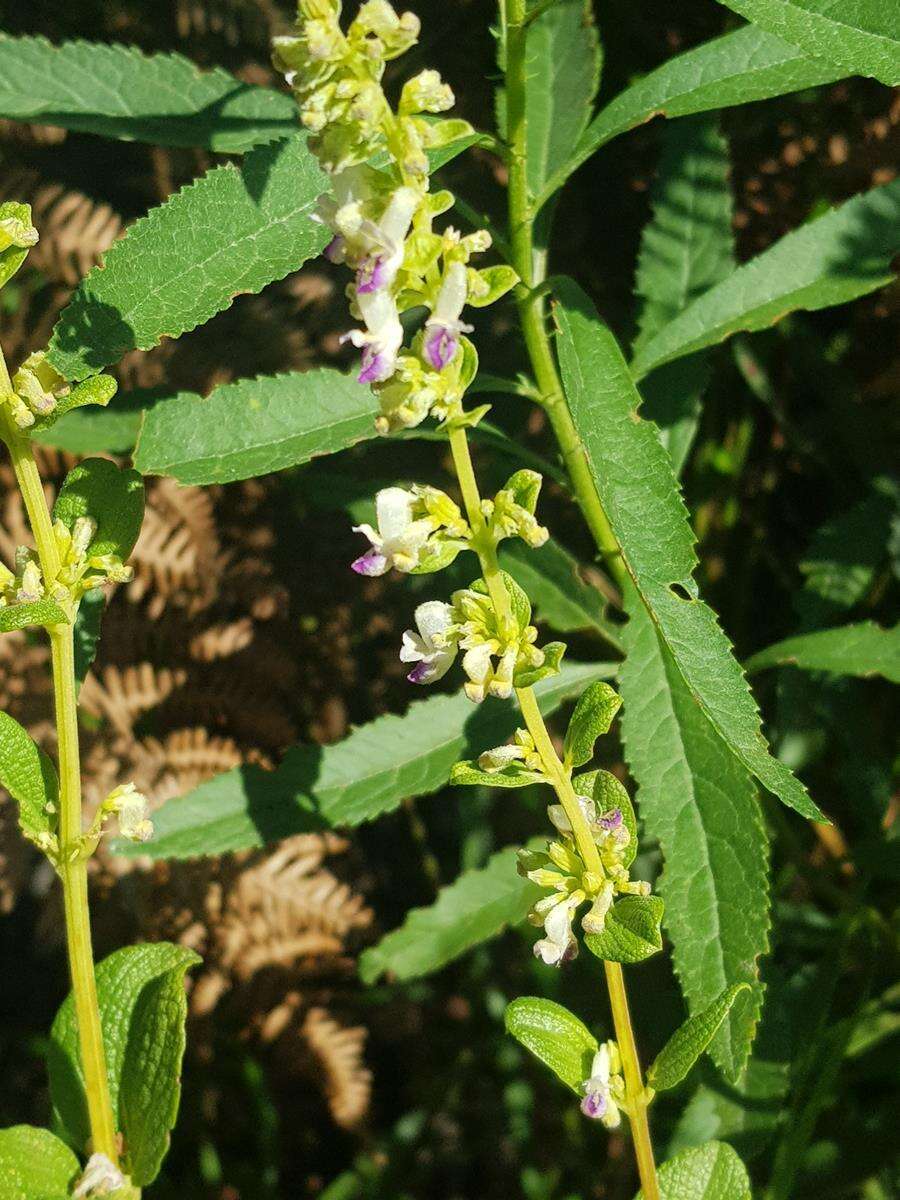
[274,0,517,424]
[351,484,469,576]
[0,518,131,615]
[518,789,650,967]
[3,351,69,430]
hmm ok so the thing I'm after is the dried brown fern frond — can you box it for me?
[301,1008,372,1129]
[0,169,122,285]
[189,618,255,662]
[80,663,188,735]
[214,835,372,982]
[128,478,223,617]
[0,631,51,730]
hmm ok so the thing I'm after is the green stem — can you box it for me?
[0,357,118,1162]
[501,3,657,1194]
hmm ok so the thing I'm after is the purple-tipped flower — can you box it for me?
[351,487,431,576]
[400,600,457,685]
[598,808,623,831]
[358,344,394,384]
[356,253,389,294]
[423,324,459,371]
[342,289,405,385]
[579,1044,623,1128]
[580,1090,607,1120]
[423,260,472,371]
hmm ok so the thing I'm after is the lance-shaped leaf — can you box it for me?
[359,845,542,983]
[746,621,900,683]
[49,942,200,1170]
[53,457,145,561]
[634,116,736,475]
[619,592,769,1080]
[648,985,750,1092]
[47,132,328,381]
[0,36,297,152]
[636,1141,751,1200]
[715,0,900,87]
[633,177,900,379]
[499,538,623,647]
[0,710,58,847]
[0,598,67,633]
[563,680,622,768]
[585,895,665,964]
[449,760,545,788]
[133,369,378,485]
[555,280,822,822]
[537,26,845,207]
[122,660,613,860]
[0,1126,80,1197]
[505,997,598,1093]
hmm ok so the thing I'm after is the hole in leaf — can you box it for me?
[668,582,693,601]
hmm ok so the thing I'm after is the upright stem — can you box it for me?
[0,353,118,1162]
[449,424,658,1198]
[501,4,658,1194]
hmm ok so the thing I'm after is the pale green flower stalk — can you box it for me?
[0,204,148,1193]
[275,3,660,1194]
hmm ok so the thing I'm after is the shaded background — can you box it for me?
[0,1,897,1197]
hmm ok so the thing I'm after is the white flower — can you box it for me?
[423,261,473,371]
[580,1042,624,1128]
[73,1153,125,1198]
[104,783,153,844]
[533,894,580,966]
[342,287,405,384]
[461,640,517,703]
[352,185,419,295]
[400,599,457,684]
[351,487,432,576]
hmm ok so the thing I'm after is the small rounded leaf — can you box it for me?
[0,1125,80,1197]
[584,895,664,964]
[564,680,622,768]
[53,457,145,560]
[0,598,68,633]
[635,1140,751,1199]
[505,996,598,1093]
[0,710,58,846]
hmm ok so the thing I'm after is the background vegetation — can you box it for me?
[0,1,897,1197]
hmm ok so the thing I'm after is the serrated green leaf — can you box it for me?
[133,369,378,485]
[636,1141,751,1200]
[519,0,601,198]
[538,26,845,208]
[0,1125,80,1199]
[46,132,328,381]
[504,997,598,1093]
[715,0,900,86]
[359,845,542,983]
[73,590,104,695]
[0,711,58,847]
[632,177,900,379]
[32,389,161,455]
[53,458,144,561]
[0,201,35,291]
[449,760,545,788]
[122,660,614,860]
[649,985,750,1092]
[499,538,623,647]
[635,116,735,475]
[746,621,900,683]
[585,895,664,964]
[563,680,621,768]
[619,591,769,1080]
[555,280,823,823]
[0,599,67,633]
[48,943,200,1164]
[0,36,296,152]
